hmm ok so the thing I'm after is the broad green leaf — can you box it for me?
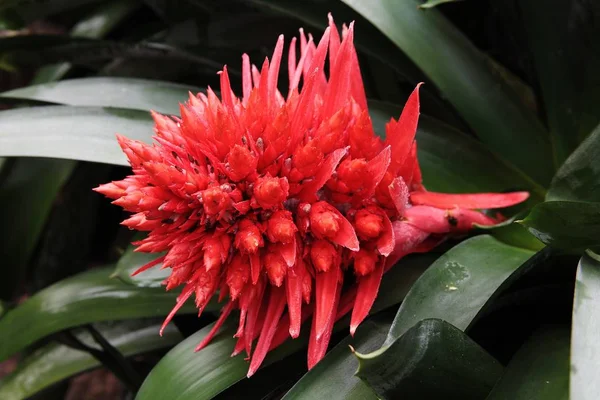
[0,106,153,165]
[282,320,388,400]
[245,0,423,83]
[0,266,204,362]
[419,0,463,8]
[520,0,600,164]
[547,122,600,202]
[0,158,76,299]
[112,246,169,288]
[0,319,182,400]
[486,327,570,400]
[571,254,600,400]
[356,319,503,400]
[384,235,536,345]
[342,0,554,186]
[520,201,600,252]
[2,77,199,115]
[32,0,141,84]
[369,101,545,199]
[136,255,436,400]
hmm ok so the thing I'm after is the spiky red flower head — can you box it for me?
[96,16,529,377]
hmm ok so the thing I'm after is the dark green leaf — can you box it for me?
[342,0,554,186]
[0,106,153,165]
[282,320,388,400]
[2,77,199,115]
[520,0,600,164]
[384,235,535,345]
[0,158,76,299]
[0,0,102,22]
[31,0,141,84]
[486,326,570,400]
[369,101,545,199]
[0,319,182,400]
[571,254,600,400]
[519,201,600,252]
[0,266,205,362]
[356,319,503,400]
[112,246,169,288]
[547,122,600,202]
[419,0,463,8]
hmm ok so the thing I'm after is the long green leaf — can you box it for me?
[2,77,198,115]
[384,235,536,345]
[0,266,205,362]
[486,327,570,400]
[0,319,182,400]
[571,254,600,400]
[32,0,141,84]
[520,201,600,252]
[547,122,600,202]
[0,158,76,299]
[0,106,153,165]
[282,320,388,400]
[112,246,169,288]
[356,319,503,400]
[342,0,553,185]
[520,0,600,164]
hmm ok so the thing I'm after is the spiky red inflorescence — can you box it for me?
[95,16,529,377]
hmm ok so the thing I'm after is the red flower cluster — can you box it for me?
[96,16,528,376]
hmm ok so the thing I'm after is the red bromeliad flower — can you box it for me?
[96,16,529,377]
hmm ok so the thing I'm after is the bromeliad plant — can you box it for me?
[0,1,599,400]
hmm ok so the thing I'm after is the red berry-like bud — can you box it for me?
[228,144,257,181]
[264,251,287,287]
[354,208,384,240]
[235,219,264,254]
[310,240,337,272]
[267,210,298,244]
[253,175,289,209]
[202,186,231,215]
[353,249,378,276]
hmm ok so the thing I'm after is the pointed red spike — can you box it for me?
[299,147,348,202]
[160,282,194,336]
[376,211,395,257]
[386,83,422,174]
[250,252,261,285]
[247,286,288,377]
[286,263,303,338]
[195,301,236,352]
[279,239,296,267]
[131,255,165,276]
[363,146,391,198]
[389,177,409,216]
[244,276,266,355]
[350,261,384,336]
[308,281,341,369]
[314,264,341,340]
[410,191,530,210]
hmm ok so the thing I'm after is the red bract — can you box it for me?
[95,16,529,377]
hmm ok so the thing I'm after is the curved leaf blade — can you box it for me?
[342,0,553,185]
[0,319,182,400]
[486,327,570,400]
[547,122,600,202]
[571,254,600,400]
[2,77,199,115]
[0,106,153,165]
[384,235,536,345]
[356,319,503,400]
[0,266,203,362]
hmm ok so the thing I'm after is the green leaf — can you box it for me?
[282,320,388,400]
[369,101,545,199]
[547,122,600,202]
[571,254,600,400]
[0,0,102,22]
[0,266,204,362]
[112,246,169,288]
[519,201,600,252]
[356,319,503,400]
[419,0,463,8]
[384,235,536,345]
[520,0,600,164]
[0,158,76,299]
[2,77,199,115]
[0,319,182,400]
[486,326,570,400]
[32,0,141,84]
[245,0,423,83]
[0,106,153,165]
[342,0,554,186]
